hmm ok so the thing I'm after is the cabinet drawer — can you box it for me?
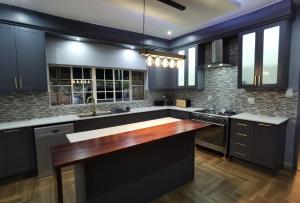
[231,119,253,133]
[230,142,252,161]
[230,131,252,145]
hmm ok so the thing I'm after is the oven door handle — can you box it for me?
[192,119,226,127]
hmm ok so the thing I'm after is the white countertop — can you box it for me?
[67,117,181,143]
[231,113,289,125]
[0,106,198,131]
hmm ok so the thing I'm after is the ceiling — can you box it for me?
[0,0,283,39]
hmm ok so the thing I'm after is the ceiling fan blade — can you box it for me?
[157,0,186,11]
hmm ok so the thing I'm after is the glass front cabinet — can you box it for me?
[238,20,291,89]
[170,45,204,90]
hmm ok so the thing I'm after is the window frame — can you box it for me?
[48,65,145,106]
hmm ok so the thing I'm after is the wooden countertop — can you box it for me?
[51,120,210,169]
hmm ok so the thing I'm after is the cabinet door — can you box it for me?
[260,25,280,88]
[186,46,197,88]
[102,113,145,128]
[148,66,170,90]
[15,27,47,92]
[74,118,103,132]
[238,31,258,88]
[0,128,36,179]
[253,123,277,169]
[169,110,190,119]
[145,110,169,120]
[177,50,186,88]
[0,24,18,93]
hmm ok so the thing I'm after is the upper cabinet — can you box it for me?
[238,20,291,89]
[148,45,204,90]
[0,24,47,93]
[170,45,204,90]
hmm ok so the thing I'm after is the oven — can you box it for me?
[192,113,229,156]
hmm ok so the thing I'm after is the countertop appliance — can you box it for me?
[34,123,74,177]
[192,109,236,156]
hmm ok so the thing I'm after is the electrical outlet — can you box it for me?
[286,89,293,97]
[248,97,255,104]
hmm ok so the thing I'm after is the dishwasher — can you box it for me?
[34,123,74,177]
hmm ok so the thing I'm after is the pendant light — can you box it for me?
[140,0,185,68]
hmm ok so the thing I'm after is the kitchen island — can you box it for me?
[51,118,210,203]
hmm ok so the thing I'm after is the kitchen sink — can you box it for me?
[77,111,112,118]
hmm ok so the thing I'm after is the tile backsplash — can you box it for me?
[0,66,298,122]
[0,91,165,122]
[171,66,298,118]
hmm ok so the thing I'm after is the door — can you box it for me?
[186,46,197,88]
[238,30,258,88]
[15,27,47,92]
[259,24,281,88]
[148,66,170,90]
[0,128,36,179]
[0,24,18,93]
[253,123,277,169]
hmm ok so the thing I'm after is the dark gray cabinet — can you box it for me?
[144,110,169,120]
[230,118,287,174]
[0,24,18,93]
[74,118,103,132]
[15,27,47,92]
[103,113,145,128]
[238,20,291,89]
[170,45,204,90]
[0,128,36,181]
[148,67,170,90]
[169,110,190,119]
[0,23,47,93]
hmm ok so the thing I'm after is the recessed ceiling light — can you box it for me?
[75,37,81,41]
[167,30,172,35]
[130,45,134,49]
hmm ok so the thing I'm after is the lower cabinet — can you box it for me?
[230,119,287,174]
[103,113,145,128]
[169,110,191,119]
[144,110,169,120]
[74,118,103,132]
[0,127,36,182]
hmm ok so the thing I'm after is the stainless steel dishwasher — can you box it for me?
[34,123,74,177]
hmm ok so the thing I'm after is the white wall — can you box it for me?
[45,37,147,70]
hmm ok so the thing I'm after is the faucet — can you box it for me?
[86,96,97,116]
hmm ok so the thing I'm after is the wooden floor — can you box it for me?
[0,149,300,203]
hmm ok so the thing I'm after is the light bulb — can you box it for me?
[169,59,175,68]
[146,56,154,66]
[154,57,161,67]
[162,58,169,68]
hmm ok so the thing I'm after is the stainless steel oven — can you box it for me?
[192,112,230,156]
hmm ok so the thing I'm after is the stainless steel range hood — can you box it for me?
[206,39,232,68]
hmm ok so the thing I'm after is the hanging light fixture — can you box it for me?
[140,0,185,68]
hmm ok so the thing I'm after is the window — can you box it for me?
[49,66,72,105]
[72,67,93,104]
[132,71,145,100]
[48,66,145,105]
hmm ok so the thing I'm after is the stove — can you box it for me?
[192,109,237,156]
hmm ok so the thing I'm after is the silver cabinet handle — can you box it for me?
[234,152,246,157]
[237,123,247,127]
[236,132,248,137]
[4,129,19,133]
[19,77,22,89]
[14,77,18,89]
[258,123,272,127]
[236,142,247,147]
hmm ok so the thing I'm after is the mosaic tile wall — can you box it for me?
[171,66,298,119]
[0,91,165,122]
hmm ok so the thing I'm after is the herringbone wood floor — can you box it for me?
[0,149,299,203]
